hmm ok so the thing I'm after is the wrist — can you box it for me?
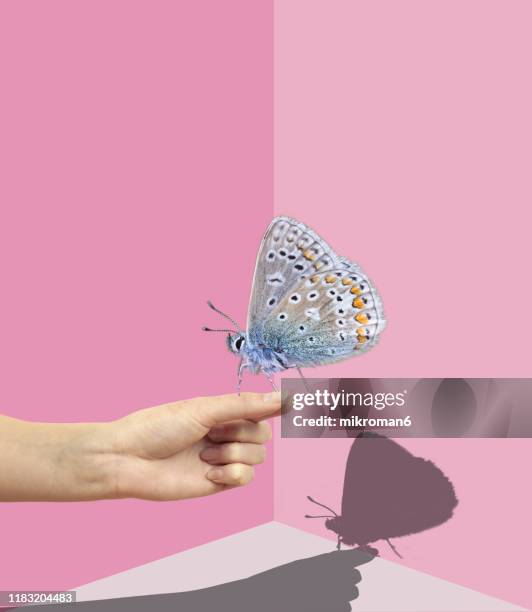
[0,416,124,501]
[58,421,124,500]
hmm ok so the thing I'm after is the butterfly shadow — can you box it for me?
[307,431,458,556]
[18,548,376,612]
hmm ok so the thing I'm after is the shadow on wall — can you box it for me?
[306,431,459,556]
[19,548,375,612]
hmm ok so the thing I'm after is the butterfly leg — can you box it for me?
[296,366,311,392]
[264,373,278,391]
[237,359,244,395]
[336,536,342,551]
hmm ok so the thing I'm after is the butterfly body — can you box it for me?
[206,217,386,387]
[228,332,292,376]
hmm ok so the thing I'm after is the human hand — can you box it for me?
[106,392,280,500]
[0,392,280,502]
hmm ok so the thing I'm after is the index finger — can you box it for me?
[191,392,281,427]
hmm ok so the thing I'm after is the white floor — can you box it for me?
[75,521,524,611]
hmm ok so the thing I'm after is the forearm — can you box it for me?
[0,415,118,501]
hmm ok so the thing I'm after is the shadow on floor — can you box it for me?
[18,547,375,612]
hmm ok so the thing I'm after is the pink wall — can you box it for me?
[0,0,273,590]
[274,1,532,608]
[1,0,530,605]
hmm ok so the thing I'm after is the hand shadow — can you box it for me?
[21,547,375,612]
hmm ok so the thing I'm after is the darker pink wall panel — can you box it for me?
[0,0,273,589]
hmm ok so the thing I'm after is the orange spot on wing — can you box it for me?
[325,274,336,283]
[355,313,369,324]
[350,286,362,295]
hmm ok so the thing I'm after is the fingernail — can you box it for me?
[206,467,223,482]
[264,391,281,403]
[200,447,218,461]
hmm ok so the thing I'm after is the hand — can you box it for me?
[108,392,280,500]
[0,392,280,502]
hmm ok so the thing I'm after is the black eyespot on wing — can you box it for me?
[268,298,276,307]
[295,264,304,271]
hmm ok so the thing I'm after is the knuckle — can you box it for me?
[226,443,241,463]
[233,424,247,440]
[181,405,211,435]
[256,445,267,463]
[259,422,272,442]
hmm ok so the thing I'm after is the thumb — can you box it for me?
[185,392,281,428]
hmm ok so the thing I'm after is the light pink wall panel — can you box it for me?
[274,1,532,608]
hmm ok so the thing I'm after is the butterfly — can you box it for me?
[305,433,458,556]
[203,216,386,391]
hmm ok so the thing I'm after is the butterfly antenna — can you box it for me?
[202,327,237,333]
[307,495,338,517]
[206,301,243,333]
[304,514,335,519]
[385,539,403,559]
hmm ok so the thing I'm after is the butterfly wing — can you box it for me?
[247,216,385,366]
[247,216,345,336]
